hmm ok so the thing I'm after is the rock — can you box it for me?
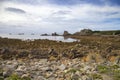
[0,48,9,54]
[106,46,113,53]
[52,32,59,36]
[39,59,48,63]
[48,49,58,57]
[71,74,80,80]
[74,29,93,36]
[45,72,53,78]
[5,61,18,70]
[35,76,46,80]
[41,67,52,72]
[47,77,56,80]
[0,68,3,76]
[21,73,30,78]
[16,65,26,72]
[114,56,120,64]
[41,33,49,36]
[0,72,3,76]
[58,64,66,71]
[63,31,71,36]
[83,66,91,71]
[82,75,92,80]
[3,69,12,78]
[0,48,11,59]
[17,51,29,58]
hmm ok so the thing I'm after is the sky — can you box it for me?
[0,0,120,34]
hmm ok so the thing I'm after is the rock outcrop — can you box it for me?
[52,32,59,36]
[63,31,71,36]
[74,29,93,36]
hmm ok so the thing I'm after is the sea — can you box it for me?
[0,34,78,42]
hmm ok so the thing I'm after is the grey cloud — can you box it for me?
[5,7,26,14]
[90,11,120,16]
[53,10,71,15]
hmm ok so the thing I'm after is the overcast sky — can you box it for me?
[0,0,120,34]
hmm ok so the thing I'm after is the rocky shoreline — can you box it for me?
[0,36,120,80]
[0,58,120,80]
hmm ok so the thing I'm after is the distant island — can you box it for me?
[41,29,120,36]
[9,29,120,37]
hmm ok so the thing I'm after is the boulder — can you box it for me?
[58,64,66,70]
[63,31,71,36]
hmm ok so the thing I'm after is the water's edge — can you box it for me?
[0,34,78,42]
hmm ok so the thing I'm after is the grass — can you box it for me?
[97,64,120,80]
[91,74,103,80]
[7,74,31,80]
[97,65,110,73]
[65,68,81,74]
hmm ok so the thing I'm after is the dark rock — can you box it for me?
[71,74,80,80]
[0,48,12,59]
[0,48,9,54]
[52,32,59,36]
[115,56,120,64]
[63,31,71,36]
[3,69,12,78]
[41,33,49,36]
[29,49,48,59]
[18,33,24,35]
[48,49,58,57]
[17,51,29,58]
[106,46,113,53]
[0,71,3,76]
[69,49,85,59]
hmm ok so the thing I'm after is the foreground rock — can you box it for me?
[0,58,119,80]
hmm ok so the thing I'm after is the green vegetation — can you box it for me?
[7,74,31,80]
[65,68,81,74]
[91,74,103,80]
[0,76,4,80]
[97,64,120,80]
[93,30,120,35]
[97,65,110,73]
[113,70,120,80]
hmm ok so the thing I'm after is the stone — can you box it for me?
[48,77,56,80]
[114,56,120,64]
[21,73,30,79]
[16,65,26,72]
[3,69,12,78]
[0,48,9,54]
[41,67,53,72]
[71,74,80,80]
[82,75,92,80]
[58,64,66,71]
[35,76,46,80]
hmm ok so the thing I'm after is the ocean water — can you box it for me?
[0,34,78,42]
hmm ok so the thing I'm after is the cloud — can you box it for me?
[5,7,26,14]
[0,0,120,34]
